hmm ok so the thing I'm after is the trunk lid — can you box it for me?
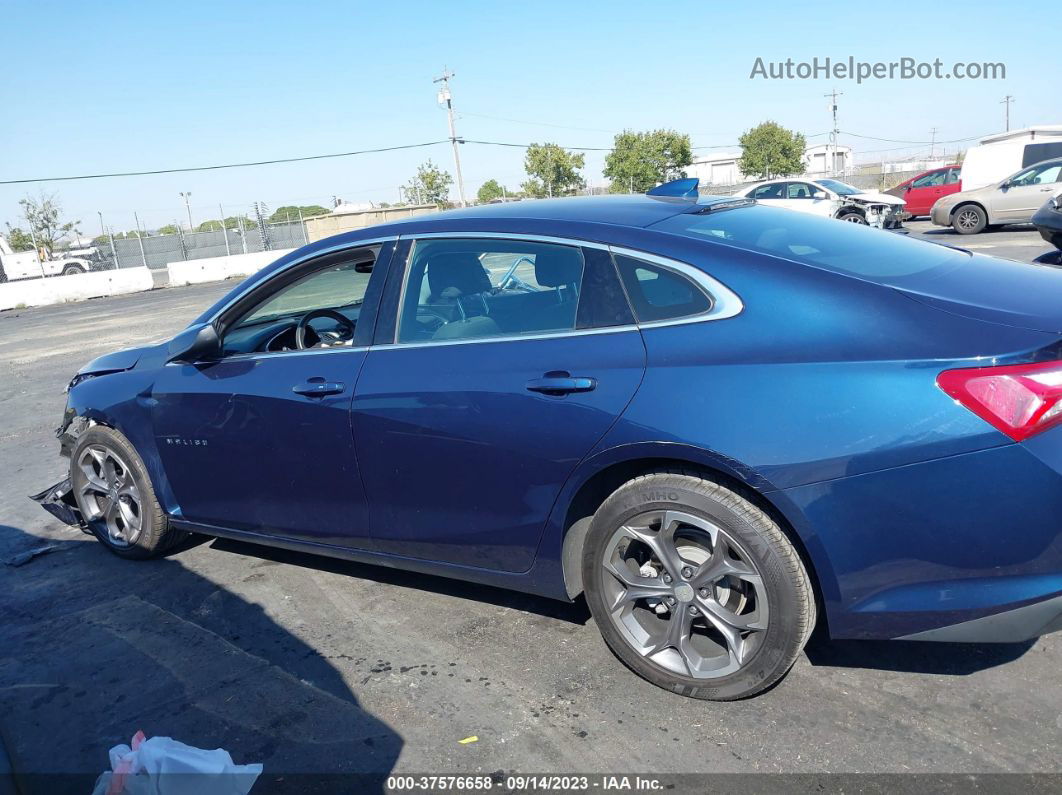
[892,252,1062,333]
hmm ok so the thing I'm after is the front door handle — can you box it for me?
[526,373,596,396]
[292,380,345,397]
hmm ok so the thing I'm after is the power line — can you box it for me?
[0,140,450,185]
[839,130,987,145]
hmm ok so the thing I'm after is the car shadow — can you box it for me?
[0,525,402,795]
[804,632,1035,675]
[207,536,593,626]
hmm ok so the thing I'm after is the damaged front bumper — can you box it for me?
[30,478,89,533]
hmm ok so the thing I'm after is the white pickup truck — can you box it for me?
[0,236,96,282]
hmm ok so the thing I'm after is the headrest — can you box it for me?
[427,252,492,297]
[533,249,582,287]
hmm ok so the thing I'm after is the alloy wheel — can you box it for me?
[73,444,143,547]
[600,510,768,679]
[956,209,980,231]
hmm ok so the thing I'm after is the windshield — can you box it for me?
[651,205,969,283]
[816,179,861,196]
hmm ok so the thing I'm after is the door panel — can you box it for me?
[353,330,645,571]
[152,350,372,548]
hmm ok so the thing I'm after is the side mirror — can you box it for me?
[903,184,912,192]
[812,190,828,199]
[167,322,220,364]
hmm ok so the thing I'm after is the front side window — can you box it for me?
[222,251,375,355]
[945,167,961,185]
[786,182,816,199]
[398,238,585,343]
[614,254,712,323]
[912,171,947,188]
[1010,163,1062,187]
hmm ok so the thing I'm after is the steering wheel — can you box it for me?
[498,255,538,293]
[295,309,354,350]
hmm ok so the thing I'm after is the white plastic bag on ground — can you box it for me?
[92,730,262,795]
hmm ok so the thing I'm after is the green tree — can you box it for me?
[404,160,453,206]
[156,224,180,235]
[477,179,507,203]
[18,193,81,252]
[737,121,806,179]
[3,224,34,251]
[521,143,585,198]
[267,205,330,223]
[197,220,224,232]
[604,129,693,193]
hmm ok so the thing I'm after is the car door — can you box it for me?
[992,162,1062,222]
[783,181,833,217]
[904,169,948,216]
[352,234,645,573]
[149,240,394,549]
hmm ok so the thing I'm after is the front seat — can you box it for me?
[532,248,582,330]
[427,252,493,306]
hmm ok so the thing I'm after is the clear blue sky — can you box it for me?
[2,0,1056,234]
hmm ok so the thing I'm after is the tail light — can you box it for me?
[937,360,1062,442]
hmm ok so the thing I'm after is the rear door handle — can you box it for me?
[526,374,596,395]
[292,380,345,397]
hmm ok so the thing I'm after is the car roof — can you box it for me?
[403,193,739,228]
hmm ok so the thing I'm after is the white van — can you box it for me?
[960,126,1062,190]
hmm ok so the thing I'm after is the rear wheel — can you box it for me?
[70,426,183,559]
[583,472,815,700]
[953,204,987,235]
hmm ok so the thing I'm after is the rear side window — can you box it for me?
[614,255,711,323]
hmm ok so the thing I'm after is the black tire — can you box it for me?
[582,471,815,700]
[69,425,184,559]
[952,204,987,235]
[62,264,85,276]
[836,211,867,224]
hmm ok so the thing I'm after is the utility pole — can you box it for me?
[929,127,938,160]
[824,89,843,176]
[434,68,467,207]
[1000,95,1014,131]
[179,192,193,230]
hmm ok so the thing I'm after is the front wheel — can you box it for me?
[952,205,987,235]
[70,425,184,559]
[62,264,86,276]
[582,472,815,700]
[837,211,867,224]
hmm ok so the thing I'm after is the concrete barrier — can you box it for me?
[166,249,295,287]
[0,267,155,312]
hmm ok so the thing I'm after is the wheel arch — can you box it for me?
[950,200,988,220]
[555,448,834,634]
[834,204,865,220]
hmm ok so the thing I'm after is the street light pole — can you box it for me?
[179,192,193,231]
[434,68,467,207]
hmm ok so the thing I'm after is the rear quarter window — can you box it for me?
[614,255,712,322]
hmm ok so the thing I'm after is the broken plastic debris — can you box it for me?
[458,736,478,745]
[92,730,262,795]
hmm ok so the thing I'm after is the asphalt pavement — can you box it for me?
[2,228,1062,793]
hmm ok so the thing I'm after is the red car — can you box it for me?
[887,165,961,219]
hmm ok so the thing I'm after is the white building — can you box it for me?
[685,144,852,187]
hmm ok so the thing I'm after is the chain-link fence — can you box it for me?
[95,220,307,271]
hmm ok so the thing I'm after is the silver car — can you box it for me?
[931,157,1062,234]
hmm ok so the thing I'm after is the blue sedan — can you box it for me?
[36,181,1062,700]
